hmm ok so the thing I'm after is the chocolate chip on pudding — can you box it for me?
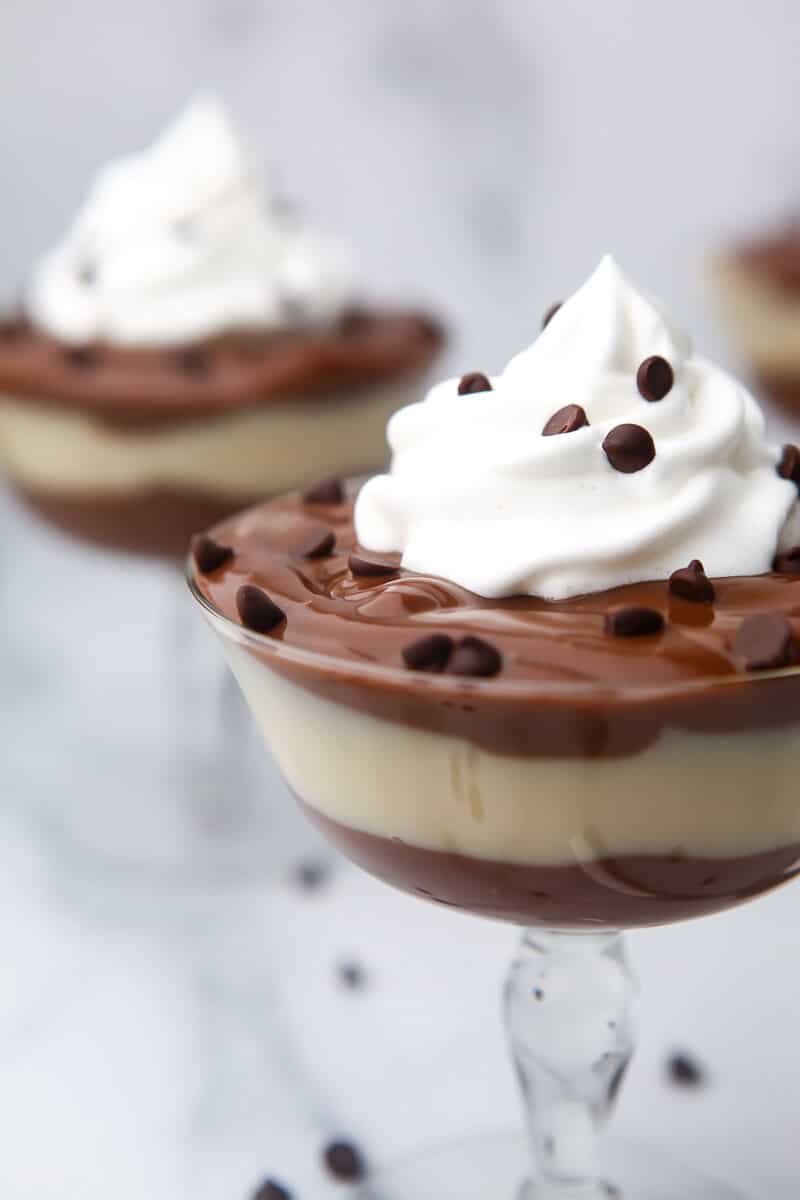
[402,633,454,672]
[236,585,286,634]
[191,533,234,575]
[349,553,399,580]
[292,527,335,559]
[602,424,656,473]
[636,355,674,402]
[732,613,796,672]
[458,371,492,395]
[447,636,502,678]
[542,403,589,436]
[669,560,715,604]
[604,606,665,638]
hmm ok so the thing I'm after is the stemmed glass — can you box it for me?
[189,570,800,1197]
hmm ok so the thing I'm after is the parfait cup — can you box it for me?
[189,565,800,1198]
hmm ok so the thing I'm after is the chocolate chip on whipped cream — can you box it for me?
[774,545,800,575]
[458,372,492,395]
[636,355,673,402]
[236,585,286,634]
[778,444,800,491]
[542,403,589,436]
[669,560,715,603]
[191,533,234,574]
[602,423,655,473]
[542,301,562,328]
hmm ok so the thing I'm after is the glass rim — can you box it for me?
[185,557,800,701]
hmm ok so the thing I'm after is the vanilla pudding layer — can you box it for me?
[226,646,800,867]
[0,377,416,498]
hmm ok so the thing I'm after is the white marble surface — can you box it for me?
[0,779,796,1199]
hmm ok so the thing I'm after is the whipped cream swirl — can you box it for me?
[355,256,797,600]
[25,95,353,346]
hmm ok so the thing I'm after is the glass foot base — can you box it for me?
[361,1130,747,1200]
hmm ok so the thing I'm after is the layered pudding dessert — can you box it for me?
[191,256,800,928]
[0,96,442,556]
[714,218,800,417]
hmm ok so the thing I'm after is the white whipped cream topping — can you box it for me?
[355,255,798,600]
[25,95,353,346]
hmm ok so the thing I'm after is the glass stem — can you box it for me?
[504,930,637,1198]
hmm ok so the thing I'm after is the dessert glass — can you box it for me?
[0,95,442,880]
[188,569,800,1197]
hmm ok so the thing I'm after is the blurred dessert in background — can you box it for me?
[714,218,800,417]
[0,96,443,556]
[191,256,800,928]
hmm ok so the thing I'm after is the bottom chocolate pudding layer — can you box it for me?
[17,483,261,558]
[305,805,800,928]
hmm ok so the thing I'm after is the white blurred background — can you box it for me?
[1,0,799,372]
[1,4,799,1199]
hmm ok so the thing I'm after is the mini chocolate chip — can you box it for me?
[636,355,674,402]
[323,1141,365,1182]
[667,1052,705,1088]
[542,403,589,436]
[402,633,454,672]
[302,476,344,505]
[732,612,795,671]
[293,527,335,559]
[458,371,492,395]
[191,534,234,574]
[337,960,367,989]
[448,636,502,678]
[175,346,210,374]
[778,444,800,491]
[668,559,715,603]
[349,553,399,579]
[252,1179,292,1200]
[236,586,286,635]
[292,859,330,891]
[774,545,800,575]
[64,345,99,369]
[542,302,562,329]
[604,606,665,637]
[602,424,655,473]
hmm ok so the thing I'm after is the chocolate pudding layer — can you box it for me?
[304,806,800,928]
[0,310,442,425]
[197,489,800,756]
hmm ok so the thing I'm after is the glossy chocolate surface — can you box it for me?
[195,488,800,757]
[306,806,800,928]
[0,308,443,428]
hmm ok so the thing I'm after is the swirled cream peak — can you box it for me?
[25,95,353,346]
[355,256,797,600]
